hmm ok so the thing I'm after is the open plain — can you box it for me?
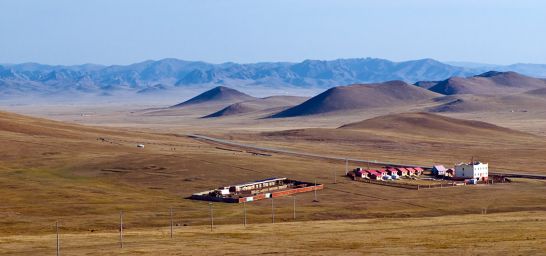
[1,96,546,255]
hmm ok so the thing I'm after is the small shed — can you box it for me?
[368,170,382,180]
[405,168,416,176]
[376,169,388,178]
[396,168,408,176]
[357,170,370,179]
[386,168,398,176]
[413,167,424,175]
[432,165,447,176]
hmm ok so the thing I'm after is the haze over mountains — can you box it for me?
[2,57,546,101]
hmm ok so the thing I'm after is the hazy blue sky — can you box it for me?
[1,0,545,65]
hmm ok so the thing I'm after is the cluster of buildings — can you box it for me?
[348,161,489,185]
[190,161,490,204]
[350,167,425,180]
[434,161,489,183]
[190,177,323,203]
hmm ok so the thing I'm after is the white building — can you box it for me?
[454,162,488,181]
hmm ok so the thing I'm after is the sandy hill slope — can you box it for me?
[338,112,528,137]
[524,87,546,96]
[428,92,546,113]
[264,112,534,144]
[270,81,441,118]
[0,110,125,139]
[428,71,546,95]
[170,86,255,108]
[413,80,439,89]
[143,86,256,116]
[203,96,308,118]
[259,112,544,171]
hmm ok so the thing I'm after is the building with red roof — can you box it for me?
[413,167,424,175]
[367,170,382,180]
[387,168,398,175]
[396,167,408,176]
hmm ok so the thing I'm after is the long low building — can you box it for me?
[190,177,324,203]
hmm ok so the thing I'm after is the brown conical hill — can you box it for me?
[203,96,308,118]
[170,86,256,108]
[270,81,440,118]
[428,71,546,95]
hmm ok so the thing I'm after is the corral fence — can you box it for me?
[353,177,491,190]
[353,175,509,190]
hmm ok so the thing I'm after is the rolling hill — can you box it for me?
[427,71,546,95]
[524,87,546,96]
[265,112,532,141]
[428,91,546,114]
[270,81,441,118]
[338,112,529,137]
[170,86,255,108]
[0,110,122,139]
[203,96,308,118]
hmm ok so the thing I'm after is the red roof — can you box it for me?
[357,170,369,176]
[377,169,388,174]
[367,170,380,176]
[406,168,416,173]
[387,168,398,173]
[396,167,408,172]
[414,167,424,172]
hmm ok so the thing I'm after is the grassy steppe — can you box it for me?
[1,212,545,255]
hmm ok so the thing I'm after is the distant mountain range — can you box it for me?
[2,57,546,100]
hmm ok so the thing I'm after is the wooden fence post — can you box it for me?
[56,221,60,256]
[119,211,124,249]
[170,208,173,239]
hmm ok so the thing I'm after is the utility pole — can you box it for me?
[209,203,214,232]
[334,169,337,184]
[293,196,296,220]
[345,158,348,175]
[313,179,319,202]
[56,221,60,256]
[243,201,247,227]
[271,197,275,224]
[170,208,173,239]
[119,211,124,249]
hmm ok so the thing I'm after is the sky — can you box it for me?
[1,0,545,65]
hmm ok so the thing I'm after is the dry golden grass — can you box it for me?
[1,211,545,255]
[1,110,546,254]
[221,113,546,175]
